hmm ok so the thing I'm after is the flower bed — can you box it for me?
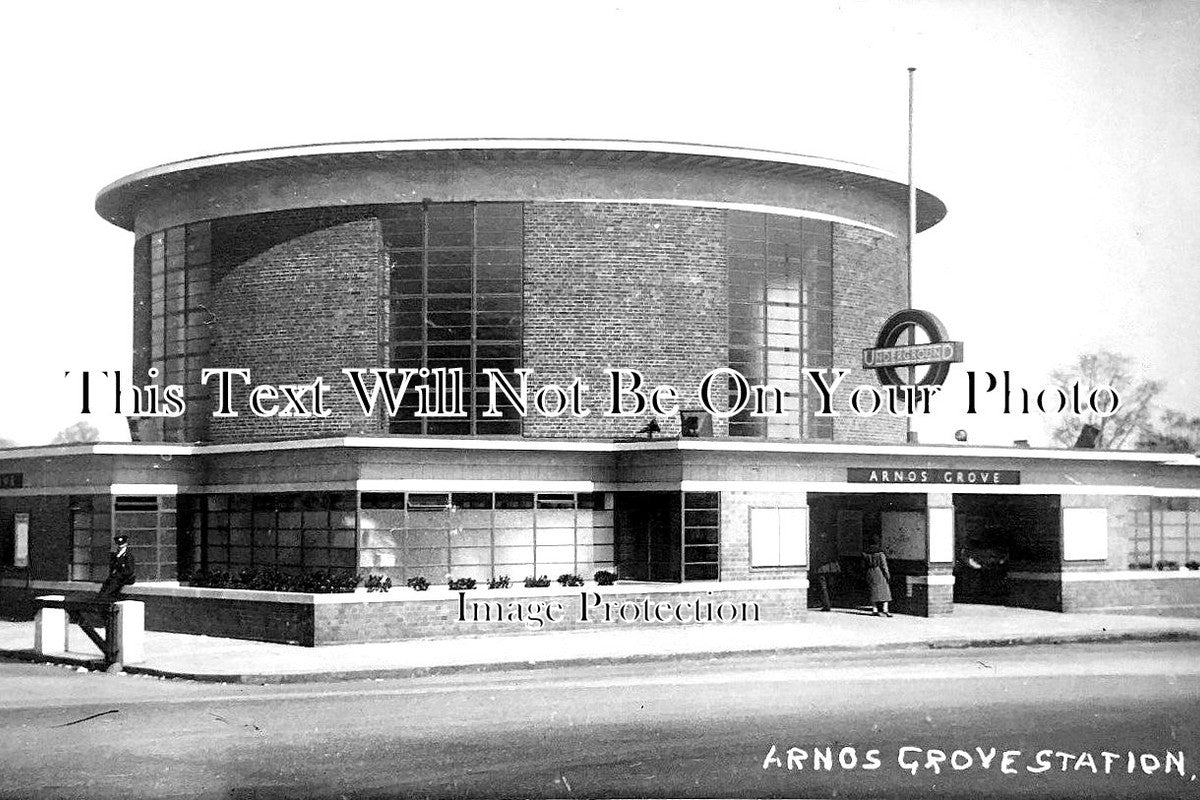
[186,567,361,594]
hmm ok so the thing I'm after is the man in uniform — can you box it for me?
[96,535,137,602]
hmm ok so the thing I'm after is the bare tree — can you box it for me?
[1047,350,1162,450]
[49,421,101,444]
[1139,409,1200,453]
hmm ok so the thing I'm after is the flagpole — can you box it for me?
[906,67,917,390]
[907,66,916,307]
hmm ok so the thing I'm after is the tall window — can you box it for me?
[69,496,111,581]
[683,492,720,580]
[727,212,833,439]
[382,203,524,435]
[112,495,176,581]
[137,222,212,441]
[73,495,174,582]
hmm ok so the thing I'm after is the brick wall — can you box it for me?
[1060,494,1148,571]
[831,224,909,444]
[885,560,954,617]
[145,593,315,645]
[523,202,728,438]
[1009,572,1200,613]
[205,209,386,443]
[719,491,809,582]
[0,584,808,645]
[1062,574,1200,612]
[0,496,71,583]
[314,585,806,643]
[130,201,911,444]
[899,581,954,617]
[126,199,912,443]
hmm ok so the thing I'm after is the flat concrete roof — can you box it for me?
[1,437,1194,466]
[94,138,948,232]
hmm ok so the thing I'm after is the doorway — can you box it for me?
[952,494,1060,604]
[808,493,926,610]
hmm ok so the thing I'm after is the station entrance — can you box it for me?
[951,494,1061,605]
[809,492,1064,614]
[807,493,927,612]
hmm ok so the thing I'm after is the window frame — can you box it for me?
[383,202,525,436]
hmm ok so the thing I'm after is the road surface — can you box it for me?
[1,641,1198,798]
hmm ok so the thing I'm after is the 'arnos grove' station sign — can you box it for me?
[847,468,1020,485]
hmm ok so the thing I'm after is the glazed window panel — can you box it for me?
[199,489,619,582]
[380,206,423,247]
[427,205,474,248]
[194,492,356,576]
[682,492,720,581]
[383,202,523,435]
[69,496,112,581]
[1131,500,1199,568]
[138,220,212,442]
[355,491,615,582]
[109,495,176,581]
[726,212,833,441]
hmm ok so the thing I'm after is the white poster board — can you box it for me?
[750,507,808,568]
[778,507,809,567]
[1062,508,1108,561]
[749,508,780,567]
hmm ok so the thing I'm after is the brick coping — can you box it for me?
[1009,570,1200,582]
[5,577,808,606]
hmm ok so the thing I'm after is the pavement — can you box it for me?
[2,604,1199,683]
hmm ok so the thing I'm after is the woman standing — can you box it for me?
[864,550,892,617]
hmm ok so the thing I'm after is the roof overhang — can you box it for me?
[95,138,948,232]
[2,437,1195,466]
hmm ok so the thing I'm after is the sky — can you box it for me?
[0,0,1196,447]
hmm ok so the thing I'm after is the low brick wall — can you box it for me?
[143,592,315,645]
[1,583,318,645]
[1062,572,1200,613]
[1,580,808,646]
[313,584,807,644]
[1008,570,1200,613]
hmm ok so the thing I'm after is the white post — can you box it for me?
[113,600,145,665]
[34,595,67,656]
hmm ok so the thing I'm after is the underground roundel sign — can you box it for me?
[862,309,964,387]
